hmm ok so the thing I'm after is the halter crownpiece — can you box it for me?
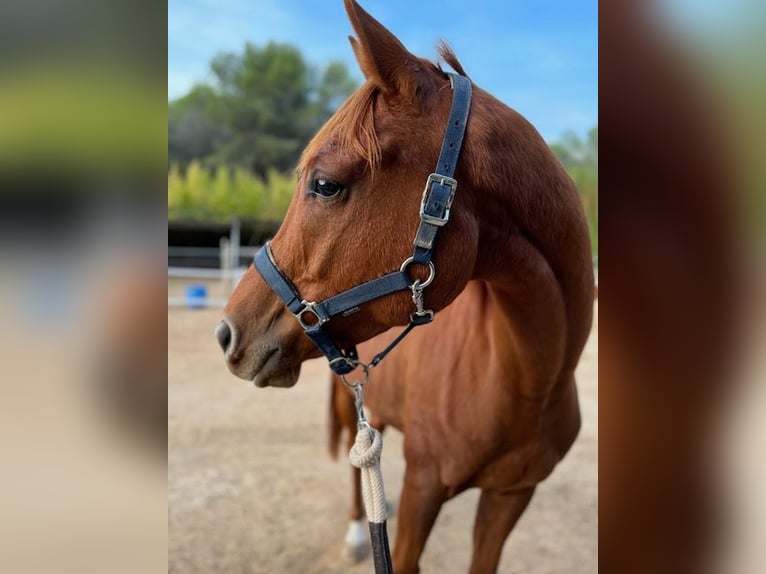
[254,72,472,377]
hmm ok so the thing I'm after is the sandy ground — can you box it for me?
[169,304,598,574]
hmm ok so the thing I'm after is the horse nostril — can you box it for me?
[215,320,233,353]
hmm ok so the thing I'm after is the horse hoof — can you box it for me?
[343,519,369,562]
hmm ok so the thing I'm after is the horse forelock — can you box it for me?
[298,81,381,176]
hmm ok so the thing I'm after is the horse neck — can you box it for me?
[461,89,594,373]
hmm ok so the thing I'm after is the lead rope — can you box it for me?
[347,382,394,574]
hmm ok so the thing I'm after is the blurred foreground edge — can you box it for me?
[599,2,751,574]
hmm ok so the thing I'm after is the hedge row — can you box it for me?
[168,161,295,221]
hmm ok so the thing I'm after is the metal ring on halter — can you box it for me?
[400,257,436,288]
[340,360,370,389]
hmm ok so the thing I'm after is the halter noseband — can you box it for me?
[254,73,472,379]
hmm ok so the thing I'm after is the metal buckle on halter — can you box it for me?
[419,173,458,227]
[295,300,329,330]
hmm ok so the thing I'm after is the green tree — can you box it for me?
[263,169,295,219]
[168,42,357,176]
[209,166,233,220]
[167,162,185,215]
[310,61,359,133]
[231,166,266,218]
[184,160,211,219]
[168,85,230,169]
[551,127,598,254]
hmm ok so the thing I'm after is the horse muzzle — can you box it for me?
[217,267,314,387]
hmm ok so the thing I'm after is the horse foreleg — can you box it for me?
[392,466,447,574]
[468,487,536,574]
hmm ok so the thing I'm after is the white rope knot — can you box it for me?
[349,426,383,467]
[348,426,388,523]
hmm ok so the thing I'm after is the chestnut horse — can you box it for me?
[218,1,593,572]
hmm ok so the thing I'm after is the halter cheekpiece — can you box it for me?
[254,72,472,382]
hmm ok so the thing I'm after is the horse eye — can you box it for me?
[312,178,344,198]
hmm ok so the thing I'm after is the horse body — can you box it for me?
[220,1,593,572]
[333,187,589,570]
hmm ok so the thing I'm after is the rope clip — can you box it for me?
[352,383,371,430]
[410,280,435,323]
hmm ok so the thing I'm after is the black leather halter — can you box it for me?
[254,73,472,378]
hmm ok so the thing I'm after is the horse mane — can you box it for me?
[436,41,467,77]
[297,42,468,176]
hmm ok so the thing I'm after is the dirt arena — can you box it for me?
[169,303,598,574]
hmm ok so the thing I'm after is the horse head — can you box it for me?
[219,0,480,386]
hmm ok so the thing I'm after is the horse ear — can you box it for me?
[344,0,422,96]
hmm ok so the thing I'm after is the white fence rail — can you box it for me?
[168,267,247,280]
[168,220,255,309]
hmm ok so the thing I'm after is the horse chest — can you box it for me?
[366,354,553,490]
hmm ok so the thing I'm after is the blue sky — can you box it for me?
[168,0,597,142]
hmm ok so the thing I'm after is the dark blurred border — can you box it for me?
[0,1,168,573]
[3,0,764,571]
[599,2,765,573]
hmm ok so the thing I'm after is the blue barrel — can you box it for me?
[184,284,208,309]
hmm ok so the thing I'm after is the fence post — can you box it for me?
[230,218,241,272]
[220,237,231,296]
